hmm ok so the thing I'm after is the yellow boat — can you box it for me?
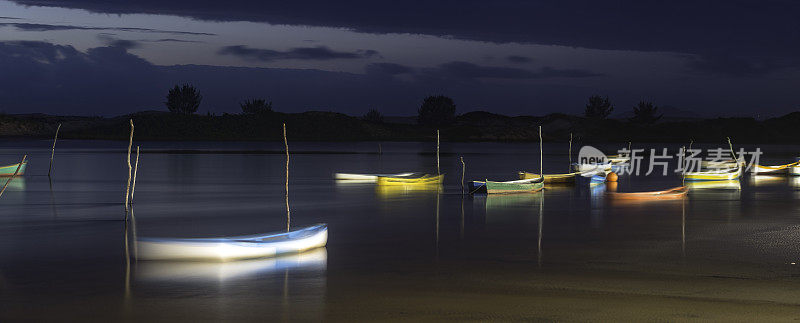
[684,165,741,181]
[517,171,580,183]
[752,161,800,175]
[376,174,444,185]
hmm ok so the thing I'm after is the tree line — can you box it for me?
[165,84,662,125]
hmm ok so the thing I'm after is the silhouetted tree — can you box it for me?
[630,101,663,125]
[584,95,614,120]
[418,95,456,126]
[165,84,202,115]
[240,99,273,115]
[363,109,384,123]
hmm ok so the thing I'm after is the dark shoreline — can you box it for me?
[2,110,799,144]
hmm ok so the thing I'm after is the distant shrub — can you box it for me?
[630,101,662,125]
[418,95,456,126]
[240,99,273,115]
[584,95,613,120]
[363,109,384,123]
[165,84,202,115]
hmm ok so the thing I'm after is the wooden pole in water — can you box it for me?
[539,126,543,178]
[130,146,140,205]
[48,123,61,177]
[568,133,573,173]
[436,130,440,175]
[284,123,290,232]
[727,137,738,164]
[460,156,465,195]
[378,143,382,155]
[0,155,26,200]
[681,146,687,185]
[124,120,134,212]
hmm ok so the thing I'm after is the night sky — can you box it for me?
[1,0,798,118]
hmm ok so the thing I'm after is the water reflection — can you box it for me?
[136,248,327,281]
[750,175,787,186]
[375,184,441,199]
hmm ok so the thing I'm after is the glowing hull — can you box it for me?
[137,224,328,261]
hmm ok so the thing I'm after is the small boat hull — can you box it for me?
[0,161,27,176]
[377,174,444,185]
[517,171,578,183]
[473,178,544,194]
[335,172,415,182]
[752,162,798,175]
[607,186,688,200]
[684,166,741,181]
[137,224,328,261]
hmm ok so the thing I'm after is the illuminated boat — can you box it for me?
[751,162,799,175]
[683,164,741,181]
[376,173,444,185]
[686,180,741,190]
[137,224,328,261]
[607,186,688,200]
[572,162,611,173]
[517,171,580,183]
[334,172,416,182]
[470,177,544,194]
[0,161,27,176]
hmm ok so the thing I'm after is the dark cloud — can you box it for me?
[218,45,379,62]
[9,0,800,60]
[507,55,532,64]
[140,38,204,43]
[0,40,603,116]
[0,16,22,19]
[433,61,603,80]
[685,55,791,77]
[365,63,414,76]
[0,22,215,35]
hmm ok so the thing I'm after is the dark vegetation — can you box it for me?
[0,86,797,143]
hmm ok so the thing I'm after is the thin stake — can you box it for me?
[436,130,440,175]
[727,137,738,164]
[130,146,140,205]
[284,123,290,232]
[0,155,26,200]
[539,126,543,178]
[124,120,134,212]
[378,143,382,155]
[460,156,465,195]
[568,133,573,173]
[681,146,687,186]
[48,123,61,177]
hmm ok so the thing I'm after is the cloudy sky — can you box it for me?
[0,0,798,117]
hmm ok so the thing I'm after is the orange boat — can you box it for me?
[606,186,688,200]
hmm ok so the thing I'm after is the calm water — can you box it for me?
[3,140,800,321]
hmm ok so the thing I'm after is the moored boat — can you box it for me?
[137,224,328,261]
[334,172,416,182]
[0,161,27,176]
[517,171,580,183]
[572,162,612,173]
[684,164,742,181]
[471,177,544,194]
[376,173,444,185]
[751,162,799,175]
[607,186,688,200]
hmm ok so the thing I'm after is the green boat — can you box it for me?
[0,161,27,176]
[471,178,545,194]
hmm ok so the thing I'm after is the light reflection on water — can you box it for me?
[4,140,800,319]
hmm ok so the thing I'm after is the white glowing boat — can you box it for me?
[572,162,612,173]
[137,224,328,261]
[334,172,416,182]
